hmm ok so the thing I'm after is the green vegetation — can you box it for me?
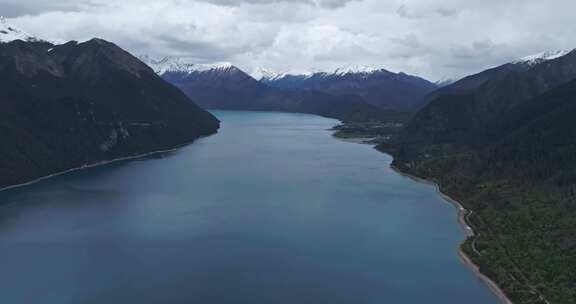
[331,121,403,143]
[377,77,576,304]
[380,144,576,304]
[331,110,412,143]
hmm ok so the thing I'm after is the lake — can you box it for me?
[0,111,497,304]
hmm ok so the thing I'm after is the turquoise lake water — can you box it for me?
[0,111,497,303]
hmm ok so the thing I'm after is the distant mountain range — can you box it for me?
[141,56,389,122]
[258,66,438,110]
[0,21,218,188]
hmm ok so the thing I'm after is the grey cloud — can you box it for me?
[390,34,421,49]
[435,8,459,17]
[396,4,461,19]
[0,0,100,17]
[156,37,237,62]
[196,0,360,9]
[473,39,495,50]
[6,0,576,80]
[396,5,419,19]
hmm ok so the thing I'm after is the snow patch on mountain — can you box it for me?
[435,77,456,87]
[256,65,390,81]
[253,68,293,81]
[331,65,386,76]
[140,56,234,75]
[514,50,572,66]
[0,16,42,43]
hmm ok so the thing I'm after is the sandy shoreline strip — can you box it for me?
[390,165,513,304]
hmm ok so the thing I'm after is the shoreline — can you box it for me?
[390,164,513,304]
[330,132,512,303]
[0,136,212,195]
[1,122,512,304]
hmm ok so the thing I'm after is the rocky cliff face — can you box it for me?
[0,39,219,188]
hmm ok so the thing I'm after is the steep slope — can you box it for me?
[142,57,387,122]
[260,66,438,110]
[379,53,576,304]
[142,57,267,109]
[404,49,576,145]
[414,52,571,111]
[489,78,576,176]
[0,39,219,188]
[382,79,576,304]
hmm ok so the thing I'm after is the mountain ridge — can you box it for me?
[0,36,219,188]
[403,49,576,144]
[0,16,43,43]
[378,47,576,304]
[259,66,437,110]
[141,56,389,122]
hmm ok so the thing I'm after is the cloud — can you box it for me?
[0,0,100,17]
[5,0,576,80]
[435,8,459,17]
[396,5,420,19]
[196,0,360,9]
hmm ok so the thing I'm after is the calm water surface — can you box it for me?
[0,111,497,304]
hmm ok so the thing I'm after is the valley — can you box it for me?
[0,111,498,304]
[1,7,576,304]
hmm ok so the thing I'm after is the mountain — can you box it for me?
[141,56,387,122]
[0,37,219,188]
[512,49,570,66]
[383,78,576,304]
[419,50,573,109]
[0,16,44,43]
[379,51,576,303]
[259,66,438,110]
[141,56,266,109]
[434,78,456,87]
[403,49,576,145]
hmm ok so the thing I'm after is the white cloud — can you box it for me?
[5,0,576,80]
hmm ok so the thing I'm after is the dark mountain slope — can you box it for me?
[404,50,576,145]
[0,39,219,188]
[487,79,576,183]
[381,67,576,304]
[418,63,530,108]
[161,64,269,110]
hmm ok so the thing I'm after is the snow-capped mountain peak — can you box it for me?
[256,65,389,81]
[0,16,41,43]
[331,65,385,76]
[140,56,235,75]
[514,50,572,66]
[435,77,456,87]
[253,68,289,81]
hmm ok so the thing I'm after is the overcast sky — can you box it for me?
[3,0,575,80]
